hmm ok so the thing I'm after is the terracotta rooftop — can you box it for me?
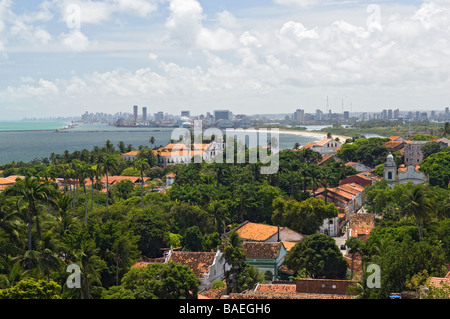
[122,151,139,156]
[384,141,405,149]
[234,221,280,242]
[169,251,217,278]
[350,213,375,237]
[254,283,297,293]
[281,241,297,252]
[243,242,282,259]
[316,138,334,146]
[300,142,317,150]
[428,272,450,293]
[317,154,335,166]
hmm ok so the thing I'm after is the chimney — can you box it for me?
[277,225,280,242]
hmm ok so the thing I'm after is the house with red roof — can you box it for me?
[132,247,229,291]
[300,138,342,155]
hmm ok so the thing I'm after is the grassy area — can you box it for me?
[319,121,447,139]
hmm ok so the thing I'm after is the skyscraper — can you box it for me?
[142,107,147,122]
[133,105,138,124]
[294,109,304,123]
[181,111,190,118]
[214,110,231,122]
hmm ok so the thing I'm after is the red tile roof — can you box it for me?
[169,251,217,278]
[123,151,139,156]
[235,222,279,241]
[243,242,283,259]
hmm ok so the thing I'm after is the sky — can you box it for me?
[0,0,450,120]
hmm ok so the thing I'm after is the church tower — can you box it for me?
[383,153,397,186]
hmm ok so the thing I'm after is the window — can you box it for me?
[388,172,392,180]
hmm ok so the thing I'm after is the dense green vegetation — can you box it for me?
[320,120,448,139]
[0,140,358,299]
[0,133,449,299]
[354,180,450,298]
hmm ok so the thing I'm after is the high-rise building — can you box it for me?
[388,109,393,119]
[133,105,138,123]
[394,109,399,119]
[315,109,323,121]
[214,110,231,122]
[155,111,164,122]
[181,111,190,118]
[294,109,304,123]
[343,111,350,120]
[142,107,147,122]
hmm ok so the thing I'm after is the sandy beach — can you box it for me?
[233,128,350,143]
[277,129,350,143]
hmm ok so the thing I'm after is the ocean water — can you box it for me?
[0,121,70,132]
[0,122,321,165]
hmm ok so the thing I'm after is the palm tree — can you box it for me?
[92,164,103,208]
[133,158,150,208]
[9,177,51,269]
[444,122,450,138]
[319,170,336,204]
[208,200,228,235]
[86,165,96,212]
[401,183,437,239]
[99,154,118,218]
[149,136,156,148]
[72,238,106,299]
[0,194,23,247]
[78,164,91,224]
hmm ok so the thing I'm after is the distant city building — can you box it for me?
[142,107,147,122]
[315,109,323,121]
[214,110,231,122]
[133,105,138,123]
[181,111,190,118]
[388,109,393,119]
[294,109,304,123]
[343,111,349,120]
[154,111,164,122]
[394,109,399,119]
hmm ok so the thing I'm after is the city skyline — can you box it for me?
[1,0,450,120]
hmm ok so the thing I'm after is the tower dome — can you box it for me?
[385,153,396,167]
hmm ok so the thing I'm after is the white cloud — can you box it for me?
[61,29,90,52]
[2,0,450,117]
[274,0,318,8]
[165,0,238,51]
[240,31,261,48]
[112,0,158,17]
[279,21,319,40]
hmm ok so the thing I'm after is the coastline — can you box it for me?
[233,128,350,143]
[0,123,76,133]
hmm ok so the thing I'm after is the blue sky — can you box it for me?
[0,0,449,120]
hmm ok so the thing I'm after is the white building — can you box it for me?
[301,138,342,155]
[383,153,427,187]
